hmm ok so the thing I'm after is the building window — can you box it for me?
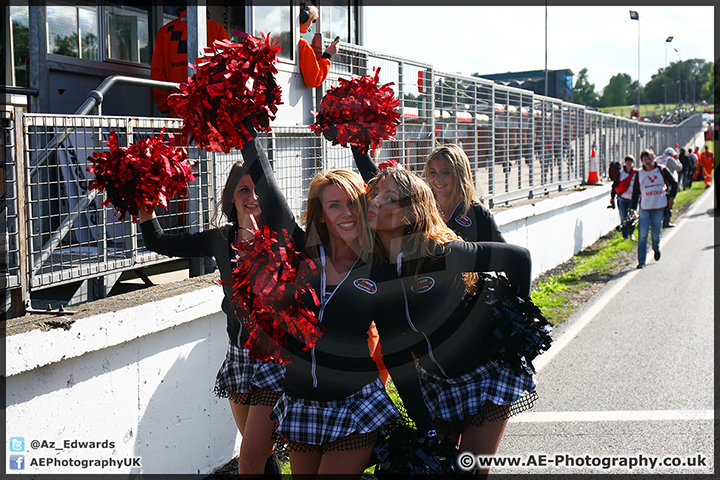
[103,2,151,64]
[253,1,292,61]
[47,4,99,60]
[9,6,29,87]
[43,2,151,65]
[321,1,356,44]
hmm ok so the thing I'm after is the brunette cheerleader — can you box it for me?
[138,164,283,477]
[354,148,539,478]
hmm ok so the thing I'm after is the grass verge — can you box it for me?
[531,179,708,326]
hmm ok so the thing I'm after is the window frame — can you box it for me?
[43,2,154,71]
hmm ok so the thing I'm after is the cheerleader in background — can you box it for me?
[138,164,283,477]
[354,148,539,479]
[423,143,506,243]
[237,122,432,477]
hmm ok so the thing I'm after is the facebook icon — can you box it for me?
[10,455,25,470]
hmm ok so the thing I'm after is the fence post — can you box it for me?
[11,107,29,317]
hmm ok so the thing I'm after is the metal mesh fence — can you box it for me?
[21,114,215,289]
[3,40,702,308]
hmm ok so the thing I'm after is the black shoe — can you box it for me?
[264,453,282,475]
[654,250,661,261]
[636,263,645,269]
[664,223,675,228]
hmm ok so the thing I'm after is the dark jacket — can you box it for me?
[240,133,433,430]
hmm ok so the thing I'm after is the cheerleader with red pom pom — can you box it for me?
[351,146,549,479]
[236,118,432,477]
[137,164,284,476]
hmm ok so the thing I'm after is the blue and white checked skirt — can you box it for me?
[214,341,286,402]
[417,359,537,423]
[270,377,399,446]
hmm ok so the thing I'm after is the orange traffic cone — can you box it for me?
[586,146,600,184]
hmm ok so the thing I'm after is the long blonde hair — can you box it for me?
[302,169,372,264]
[367,166,477,291]
[423,143,478,214]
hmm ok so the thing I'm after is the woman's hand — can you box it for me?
[137,208,156,223]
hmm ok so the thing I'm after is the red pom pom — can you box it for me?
[87,129,195,222]
[168,33,283,152]
[378,159,399,171]
[309,67,401,155]
[220,223,323,364]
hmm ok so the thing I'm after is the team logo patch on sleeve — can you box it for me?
[411,276,435,293]
[454,215,472,227]
[353,278,377,294]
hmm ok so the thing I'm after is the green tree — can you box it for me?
[625,79,648,106]
[700,62,715,104]
[52,33,80,57]
[600,73,630,107]
[573,67,599,106]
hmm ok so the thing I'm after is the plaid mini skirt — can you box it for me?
[417,359,537,426]
[270,377,399,448]
[213,341,286,406]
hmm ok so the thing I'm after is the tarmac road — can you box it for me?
[485,187,716,476]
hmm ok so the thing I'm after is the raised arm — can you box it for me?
[239,119,305,247]
[351,145,380,183]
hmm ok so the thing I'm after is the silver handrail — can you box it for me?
[28,76,179,178]
[29,75,180,276]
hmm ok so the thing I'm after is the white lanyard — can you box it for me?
[396,251,449,377]
[311,246,359,388]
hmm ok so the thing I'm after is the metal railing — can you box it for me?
[2,41,703,318]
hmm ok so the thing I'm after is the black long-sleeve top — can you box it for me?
[395,241,532,379]
[139,219,246,348]
[352,146,533,379]
[239,133,433,431]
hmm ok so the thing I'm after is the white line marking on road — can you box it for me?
[510,409,714,423]
[533,186,713,374]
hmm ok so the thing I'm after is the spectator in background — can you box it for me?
[631,148,678,269]
[150,7,229,116]
[687,147,699,189]
[678,148,691,190]
[654,147,682,227]
[298,2,340,88]
[610,155,638,240]
[698,145,715,188]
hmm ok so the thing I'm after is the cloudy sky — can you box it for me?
[363,5,715,93]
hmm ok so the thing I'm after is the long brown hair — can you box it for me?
[423,143,479,214]
[302,169,372,264]
[367,166,477,291]
[211,161,250,227]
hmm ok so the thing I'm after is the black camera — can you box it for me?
[616,210,638,232]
